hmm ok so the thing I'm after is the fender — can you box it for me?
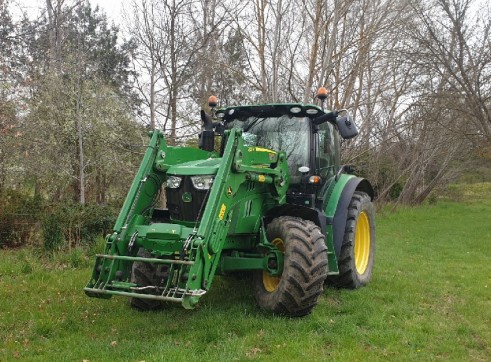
[263,203,327,236]
[330,177,374,258]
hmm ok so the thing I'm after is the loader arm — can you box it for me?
[179,128,289,307]
[85,128,289,309]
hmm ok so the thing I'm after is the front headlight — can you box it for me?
[191,175,214,190]
[166,175,182,188]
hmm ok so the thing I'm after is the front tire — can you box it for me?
[130,248,166,311]
[328,191,376,288]
[253,216,328,317]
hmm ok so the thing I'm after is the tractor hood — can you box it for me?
[166,157,221,176]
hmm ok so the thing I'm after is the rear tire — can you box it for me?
[253,216,328,317]
[328,191,375,288]
[130,248,166,311]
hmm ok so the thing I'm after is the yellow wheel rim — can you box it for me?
[262,237,285,292]
[354,211,370,275]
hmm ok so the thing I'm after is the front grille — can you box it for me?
[166,176,209,222]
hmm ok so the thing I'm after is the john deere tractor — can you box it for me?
[85,89,375,317]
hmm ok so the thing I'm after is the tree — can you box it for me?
[125,0,236,143]
[0,0,23,194]
[21,0,141,204]
[408,0,491,143]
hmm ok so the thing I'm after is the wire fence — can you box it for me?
[0,213,39,247]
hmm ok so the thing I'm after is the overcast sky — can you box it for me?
[11,0,124,25]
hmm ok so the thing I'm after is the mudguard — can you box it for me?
[329,176,374,258]
[263,203,327,236]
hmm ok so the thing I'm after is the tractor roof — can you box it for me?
[217,103,326,122]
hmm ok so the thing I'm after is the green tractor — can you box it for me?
[85,89,375,317]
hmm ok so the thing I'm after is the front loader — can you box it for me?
[85,88,376,317]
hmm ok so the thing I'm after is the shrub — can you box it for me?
[69,248,86,268]
[0,190,42,248]
[388,182,404,200]
[42,213,64,251]
[41,202,117,251]
[79,204,116,245]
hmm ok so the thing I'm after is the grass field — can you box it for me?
[1,184,490,361]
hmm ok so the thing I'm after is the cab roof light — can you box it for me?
[208,95,218,108]
[317,87,328,100]
[317,87,328,111]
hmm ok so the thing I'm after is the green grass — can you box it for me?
[1,186,490,361]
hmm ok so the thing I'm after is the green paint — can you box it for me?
[85,102,374,311]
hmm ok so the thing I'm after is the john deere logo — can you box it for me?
[182,192,192,203]
[227,186,233,197]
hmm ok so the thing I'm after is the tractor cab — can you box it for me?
[220,104,338,208]
[200,91,358,210]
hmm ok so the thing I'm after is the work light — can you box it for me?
[191,175,214,190]
[166,176,182,188]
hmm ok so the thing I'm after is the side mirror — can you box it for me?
[201,110,214,131]
[200,110,215,151]
[200,101,223,150]
[336,115,358,139]
[199,130,215,151]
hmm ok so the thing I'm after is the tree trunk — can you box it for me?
[75,75,85,205]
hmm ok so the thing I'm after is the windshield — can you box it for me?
[226,115,310,184]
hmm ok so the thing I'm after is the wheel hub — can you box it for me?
[354,211,370,274]
[262,237,285,292]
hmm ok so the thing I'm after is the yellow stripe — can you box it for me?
[253,147,277,153]
[218,204,226,220]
